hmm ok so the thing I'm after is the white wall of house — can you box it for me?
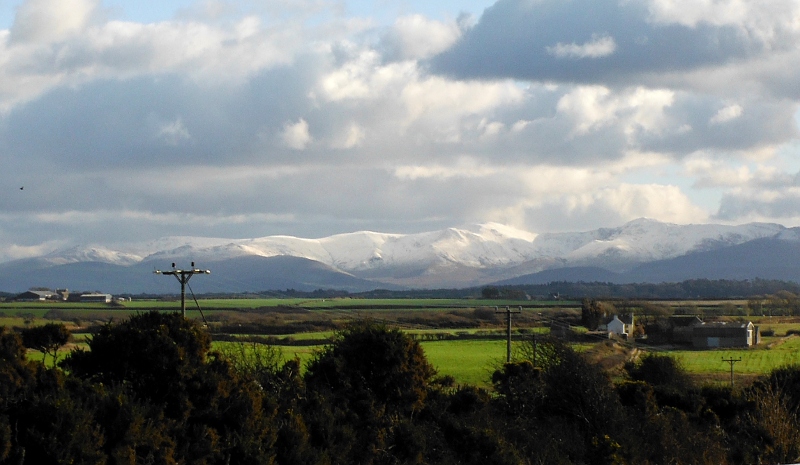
[607,316,629,335]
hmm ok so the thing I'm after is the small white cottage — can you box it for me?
[606,314,634,337]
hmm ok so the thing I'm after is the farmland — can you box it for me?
[6,296,800,388]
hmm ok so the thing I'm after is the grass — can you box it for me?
[422,340,509,387]
[13,299,800,390]
[30,331,800,389]
[670,336,800,375]
[212,338,510,388]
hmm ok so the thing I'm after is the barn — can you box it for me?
[691,321,759,349]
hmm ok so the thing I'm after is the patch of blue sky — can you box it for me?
[344,0,494,23]
[0,0,496,30]
[0,0,20,29]
[103,0,196,22]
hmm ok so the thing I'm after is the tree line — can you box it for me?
[2,312,800,464]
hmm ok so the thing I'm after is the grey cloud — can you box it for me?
[0,61,323,171]
[715,190,800,221]
[636,96,798,155]
[0,163,519,244]
[430,0,766,84]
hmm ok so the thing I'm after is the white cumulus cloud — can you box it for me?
[546,34,617,59]
[282,118,312,150]
[709,104,743,125]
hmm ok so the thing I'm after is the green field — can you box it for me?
[670,336,800,375]
[25,328,800,388]
[10,297,800,389]
[421,339,508,386]
[210,339,511,388]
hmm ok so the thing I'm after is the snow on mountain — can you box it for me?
[531,218,786,269]
[39,246,143,266]
[14,218,796,290]
[319,224,540,271]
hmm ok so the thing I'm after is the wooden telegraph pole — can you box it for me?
[154,262,210,317]
[496,306,521,363]
[722,357,742,388]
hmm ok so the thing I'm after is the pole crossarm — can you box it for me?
[154,263,210,317]
[722,357,742,388]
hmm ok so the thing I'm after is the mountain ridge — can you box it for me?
[1,218,798,293]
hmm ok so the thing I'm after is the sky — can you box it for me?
[2,0,800,262]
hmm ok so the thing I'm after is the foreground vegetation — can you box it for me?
[4,312,800,464]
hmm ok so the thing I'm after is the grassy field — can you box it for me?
[10,297,800,390]
[421,339,509,387]
[0,297,574,311]
[211,339,511,388]
[25,328,800,388]
[670,335,800,375]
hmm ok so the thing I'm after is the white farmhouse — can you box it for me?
[606,315,634,338]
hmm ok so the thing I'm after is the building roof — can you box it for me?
[669,315,704,327]
[15,290,55,299]
[693,321,753,337]
[606,314,634,325]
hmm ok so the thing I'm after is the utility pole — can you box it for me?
[722,357,742,388]
[154,262,210,317]
[496,306,521,363]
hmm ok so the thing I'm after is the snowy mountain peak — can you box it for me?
[467,222,538,242]
[41,246,142,266]
[4,218,797,292]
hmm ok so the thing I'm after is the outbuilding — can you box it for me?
[669,315,704,344]
[80,293,113,303]
[14,290,56,301]
[691,321,759,349]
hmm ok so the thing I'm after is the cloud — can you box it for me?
[709,104,743,125]
[157,118,191,145]
[1,0,800,260]
[430,0,784,85]
[520,183,709,232]
[715,186,800,223]
[282,118,312,150]
[330,123,365,149]
[10,0,98,44]
[382,14,462,60]
[546,34,617,59]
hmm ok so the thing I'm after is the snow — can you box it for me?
[23,219,792,276]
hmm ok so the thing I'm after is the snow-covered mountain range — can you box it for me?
[2,218,799,294]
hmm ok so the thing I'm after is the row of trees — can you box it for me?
[2,312,800,464]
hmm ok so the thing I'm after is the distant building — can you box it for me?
[692,321,759,348]
[14,290,56,301]
[668,315,704,344]
[606,314,634,337]
[80,293,113,303]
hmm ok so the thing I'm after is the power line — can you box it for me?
[154,262,210,317]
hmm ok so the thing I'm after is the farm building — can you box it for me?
[691,321,759,349]
[80,293,113,303]
[13,289,69,301]
[605,314,634,337]
[15,290,56,301]
[669,315,704,344]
